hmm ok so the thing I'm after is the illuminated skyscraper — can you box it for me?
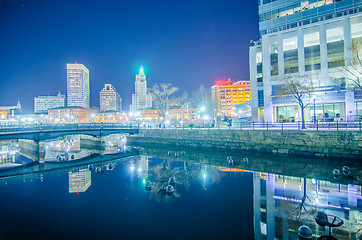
[100,84,121,111]
[67,63,90,108]
[130,66,152,111]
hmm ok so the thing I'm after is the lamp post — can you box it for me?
[313,95,316,123]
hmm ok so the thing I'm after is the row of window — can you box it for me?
[220,92,250,96]
[260,0,335,22]
[255,32,362,78]
[219,88,250,91]
[260,6,361,36]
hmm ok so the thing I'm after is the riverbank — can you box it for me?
[138,145,361,185]
[128,129,362,160]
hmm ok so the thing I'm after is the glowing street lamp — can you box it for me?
[312,95,316,123]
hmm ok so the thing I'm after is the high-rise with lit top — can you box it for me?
[130,66,152,111]
[67,63,90,109]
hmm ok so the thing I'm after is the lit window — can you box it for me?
[283,37,298,51]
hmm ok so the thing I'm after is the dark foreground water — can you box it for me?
[0,156,254,240]
[0,137,361,240]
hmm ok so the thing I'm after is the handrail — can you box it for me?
[1,120,362,132]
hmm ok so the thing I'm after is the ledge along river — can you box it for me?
[0,134,360,240]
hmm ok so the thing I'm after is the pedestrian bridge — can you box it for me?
[0,123,139,141]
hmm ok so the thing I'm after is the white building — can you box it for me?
[100,84,121,111]
[249,0,362,123]
[130,66,152,111]
[67,63,90,109]
[34,92,66,114]
[69,166,91,193]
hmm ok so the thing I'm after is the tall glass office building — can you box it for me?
[250,0,362,122]
[67,63,90,109]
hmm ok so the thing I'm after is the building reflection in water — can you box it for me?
[44,135,92,162]
[104,135,126,154]
[69,166,91,194]
[137,155,149,177]
[0,141,20,167]
[253,172,362,240]
[129,155,149,185]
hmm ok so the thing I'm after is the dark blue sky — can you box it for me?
[0,0,259,112]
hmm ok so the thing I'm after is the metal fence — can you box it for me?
[1,120,361,133]
[0,122,137,133]
[229,120,362,131]
[160,120,362,131]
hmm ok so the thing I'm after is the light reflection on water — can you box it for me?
[0,134,127,168]
[0,138,360,240]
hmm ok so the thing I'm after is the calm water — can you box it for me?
[0,136,361,240]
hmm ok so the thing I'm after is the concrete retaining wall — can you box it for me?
[128,129,362,159]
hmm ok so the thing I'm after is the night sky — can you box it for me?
[0,0,259,112]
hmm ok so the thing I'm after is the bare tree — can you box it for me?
[149,83,178,118]
[342,41,362,90]
[190,85,211,109]
[278,74,314,129]
[295,178,311,220]
[178,90,190,108]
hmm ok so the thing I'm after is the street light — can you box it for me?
[312,95,316,123]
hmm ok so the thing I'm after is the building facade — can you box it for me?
[211,79,251,117]
[130,66,152,111]
[250,0,362,123]
[0,101,21,120]
[95,111,127,122]
[67,63,90,109]
[34,92,66,114]
[48,106,94,123]
[100,84,121,111]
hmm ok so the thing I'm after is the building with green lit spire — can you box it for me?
[130,66,152,111]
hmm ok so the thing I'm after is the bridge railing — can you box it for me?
[144,120,362,131]
[2,120,361,133]
[0,123,138,133]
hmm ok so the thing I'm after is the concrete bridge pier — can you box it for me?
[80,136,105,153]
[37,141,45,163]
[18,139,45,163]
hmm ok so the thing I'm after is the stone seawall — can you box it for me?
[128,129,362,159]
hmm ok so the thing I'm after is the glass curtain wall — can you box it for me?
[276,105,298,122]
[304,31,321,71]
[270,42,278,76]
[256,51,263,82]
[356,101,362,118]
[258,90,264,107]
[327,27,345,68]
[351,22,362,65]
[259,0,335,23]
[309,102,345,121]
[284,36,299,73]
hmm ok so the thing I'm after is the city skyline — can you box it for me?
[0,0,259,112]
